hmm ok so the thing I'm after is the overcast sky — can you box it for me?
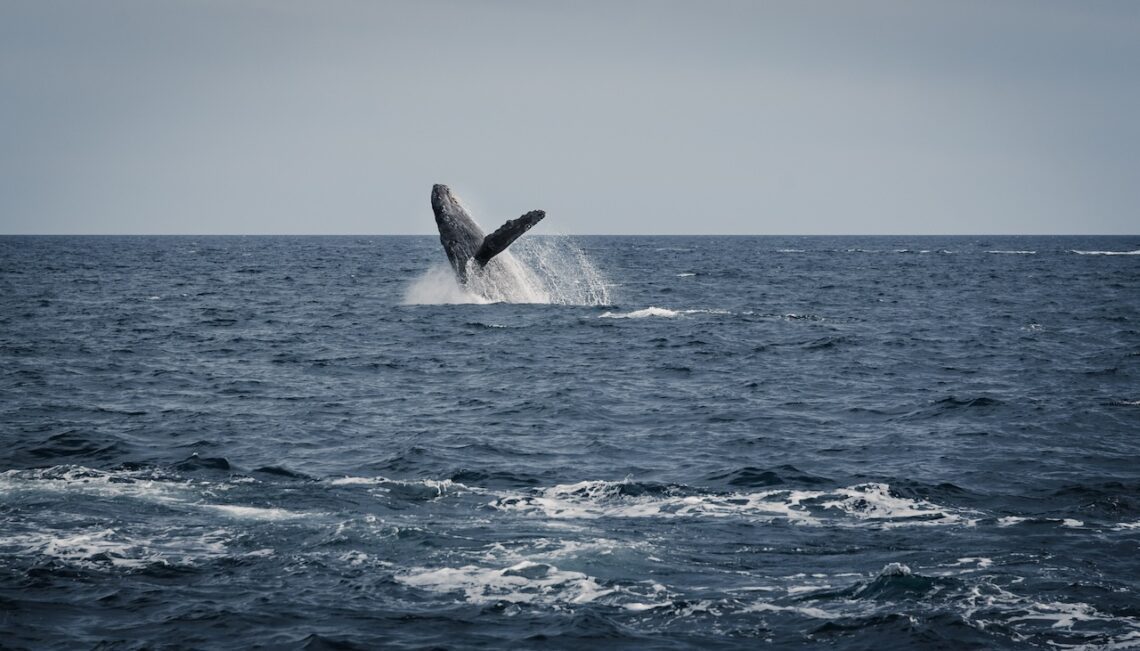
[2,1,1137,235]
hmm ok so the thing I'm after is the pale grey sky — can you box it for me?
[2,1,1137,234]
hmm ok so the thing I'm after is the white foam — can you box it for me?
[959,575,1140,647]
[397,560,613,605]
[1,466,313,520]
[201,504,308,520]
[676,272,696,277]
[1071,249,1140,255]
[987,250,1037,255]
[328,476,384,486]
[599,307,731,319]
[0,466,194,505]
[878,562,913,576]
[624,601,671,612]
[327,475,469,497]
[817,484,977,526]
[743,602,838,619]
[0,525,231,569]
[490,480,976,528]
[600,307,680,319]
[998,516,1084,528]
[787,584,828,595]
[951,557,994,570]
[1007,600,1117,630]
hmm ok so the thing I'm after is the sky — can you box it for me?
[1,0,1137,235]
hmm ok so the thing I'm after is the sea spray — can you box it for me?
[402,266,492,305]
[403,236,611,306]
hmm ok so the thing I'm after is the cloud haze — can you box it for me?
[2,1,1137,234]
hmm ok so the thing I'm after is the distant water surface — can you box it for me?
[1,235,1138,649]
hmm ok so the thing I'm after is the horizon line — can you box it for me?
[1,233,1138,238]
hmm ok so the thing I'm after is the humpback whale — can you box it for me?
[431,184,545,283]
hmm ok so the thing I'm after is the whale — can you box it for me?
[431,184,545,283]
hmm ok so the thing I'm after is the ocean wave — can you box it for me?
[0,465,196,505]
[0,526,232,570]
[744,563,1140,648]
[397,560,614,605]
[599,307,732,319]
[328,475,472,500]
[997,516,1084,528]
[489,480,978,528]
[201,504,309,520]
[1070,250,1140,256]
[599,306,680,319]
[957,576,1140,648]
[392,550,1140,649]
[0,465,316,521]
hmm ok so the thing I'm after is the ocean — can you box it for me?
[1,234,1138,649]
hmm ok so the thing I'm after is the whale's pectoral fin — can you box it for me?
[473,210,546,266]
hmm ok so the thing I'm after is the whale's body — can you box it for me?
[431,184,545,282]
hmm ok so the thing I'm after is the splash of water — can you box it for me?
[402,236,611,306]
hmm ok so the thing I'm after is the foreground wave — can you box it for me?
[3,464,1140,649]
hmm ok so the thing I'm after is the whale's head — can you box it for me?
[431,184,461,218]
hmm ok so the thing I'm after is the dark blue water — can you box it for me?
[2,235,1138,650]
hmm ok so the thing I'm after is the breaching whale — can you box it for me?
[431,184,545,283]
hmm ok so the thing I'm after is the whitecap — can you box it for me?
[948,557,994,571]
[327,475,469,497]
[200,504,308,520]
[624,601,672,612]
[599,307,731,319]
[396,560,613,605]
[998,516,1084,528]
[878,562,912,576]
[600,307,680,319]
[0,465,194,506]
[490,480,977,528]
[743,602,838,619]
[0,525,231,569]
